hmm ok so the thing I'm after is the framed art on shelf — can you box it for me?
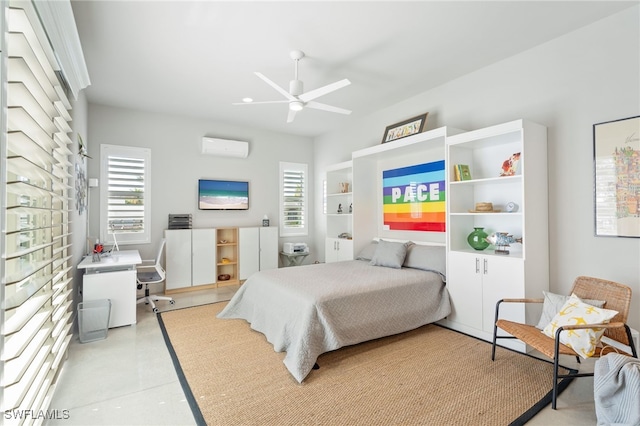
[381,112,428,144]
[593,115,640,237]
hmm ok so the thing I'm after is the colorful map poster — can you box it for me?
[382,160,446,232]
[594,116,640,237]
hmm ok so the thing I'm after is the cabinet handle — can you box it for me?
[337,241,340,251]
[484,258,488,275]
[475,258,480,273]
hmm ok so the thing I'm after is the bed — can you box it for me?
[217,240,451,383]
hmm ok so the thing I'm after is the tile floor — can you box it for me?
[46,286,598,425]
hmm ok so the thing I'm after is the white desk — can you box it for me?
[78,250,141,328]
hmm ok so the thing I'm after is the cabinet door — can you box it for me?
[336,239,354,262]
[325,238,338,263]
[325,238,353,263]
[239,227,259,280]
[259,227,279,271]
[83,270,136,328]
[446,251,483,328]
[164,229,192,290]
[192,228,217,286]
[481,255,524,333]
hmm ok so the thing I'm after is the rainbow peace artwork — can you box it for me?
[382,160,446,232]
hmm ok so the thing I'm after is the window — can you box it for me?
[100,145,151,245]
[279,162,308,237]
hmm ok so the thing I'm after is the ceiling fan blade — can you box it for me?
[232,100,289,105]
[287,109,298,123]
[298,79,351,102]
[306,101,352,115]
[254,72,296,101]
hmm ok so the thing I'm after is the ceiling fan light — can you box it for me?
[289,101,304,111]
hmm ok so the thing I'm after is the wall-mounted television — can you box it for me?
[198,179,249,210]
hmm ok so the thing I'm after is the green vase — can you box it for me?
[467,227,490,250]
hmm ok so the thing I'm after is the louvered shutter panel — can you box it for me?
[282,169,305,230]
[1,5,74,416]
[106,154,146,234]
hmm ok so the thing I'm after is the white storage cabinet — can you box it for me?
[325,238,354,263]
[83,270,137,328]
[442,119,549,351]
[239,226,279,280]
[165,228,217,291]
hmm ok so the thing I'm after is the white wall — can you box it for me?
[85,104,314,261]
[314,6,640,331]
[70,90,89,318]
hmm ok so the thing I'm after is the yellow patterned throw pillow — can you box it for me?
[542,293,618,358]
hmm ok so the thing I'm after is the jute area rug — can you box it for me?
[158,302,574,426]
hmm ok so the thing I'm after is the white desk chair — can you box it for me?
[136,239,175,313]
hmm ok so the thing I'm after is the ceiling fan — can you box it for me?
[233,50,351,123]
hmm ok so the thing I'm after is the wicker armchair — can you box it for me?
[491,276,637,409]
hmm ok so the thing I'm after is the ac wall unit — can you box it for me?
[201,137,249,158]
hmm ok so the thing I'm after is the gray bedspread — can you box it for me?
[217,260,451,382]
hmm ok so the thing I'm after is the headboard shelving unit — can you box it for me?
[350,126,464,255]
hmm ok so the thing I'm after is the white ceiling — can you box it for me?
[70,1,637,138]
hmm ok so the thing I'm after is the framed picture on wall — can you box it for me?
[382,160,446,232]
[381,113,428,144]
[593,115,640,237]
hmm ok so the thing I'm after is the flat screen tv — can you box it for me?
[198,179,249,210]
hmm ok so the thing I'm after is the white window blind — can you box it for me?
[279,162,308,237]
[1,3,74,416]
[100,145,151,245]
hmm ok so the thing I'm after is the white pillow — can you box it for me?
[542,293,618,358]
[535,291,605,330]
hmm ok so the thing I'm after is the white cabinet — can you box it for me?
[165,229,192,290]
[258,227,279,270]
[193,229,218,286]
[446,252,525,350]
[442,119,549,351]
[165,229,217,291]
[325,161,354,262]
[325,238,354,263]
[239,227,259,279]
[239,227,278,280]
[83,269,137,328]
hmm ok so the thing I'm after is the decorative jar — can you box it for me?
[467,227,490,250]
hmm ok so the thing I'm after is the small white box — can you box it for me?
[283,242,308,254]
